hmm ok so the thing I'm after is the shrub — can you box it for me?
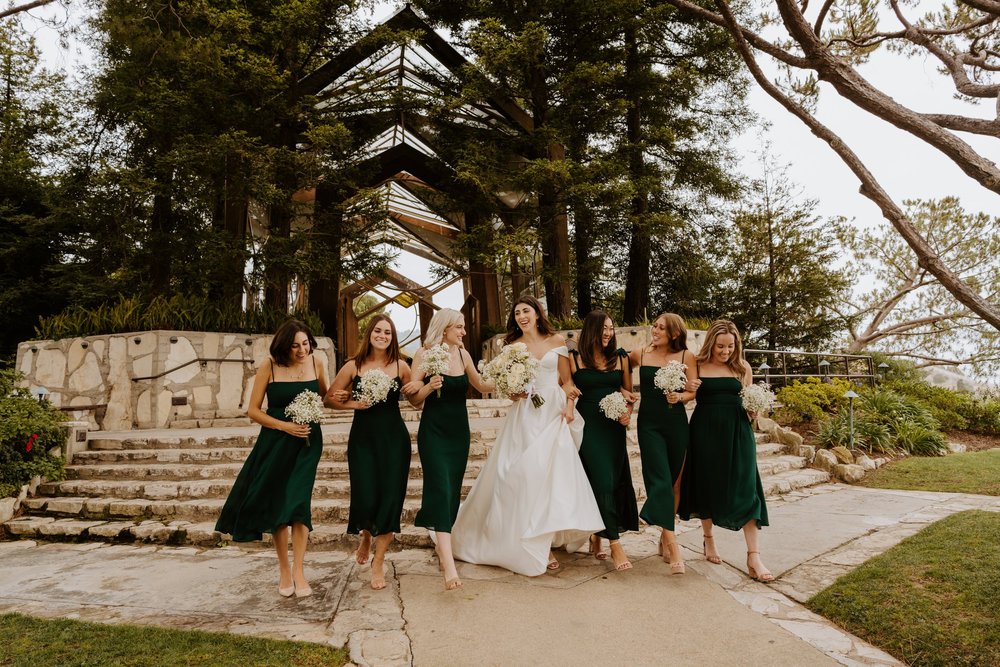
[893,421,948,457]
[815,387,948,456]
[34,295,325,340]
[0,370,67,497]
[775,377,855,423]
[886,379,1000,436]
[815,412,893,453]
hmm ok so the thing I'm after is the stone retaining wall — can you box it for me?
[15,331,335,430]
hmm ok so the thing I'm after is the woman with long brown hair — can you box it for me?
[678,319,773,582]
[326,314,412,590]
[628,312,697,574]
[452,296,603,576]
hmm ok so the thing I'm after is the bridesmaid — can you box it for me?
[325,314,412,591]
[215,320,329,598]
[570,310,639,571]
[629,312,697,574]
[678,319,773,582]
[402,308,493,591]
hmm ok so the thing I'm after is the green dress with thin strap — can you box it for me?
[678,376,768,531]
[637,363,689,531]
[572,350,639,540]
[215,379,323,542]
[415,373,470,532]
[347,374,411,536]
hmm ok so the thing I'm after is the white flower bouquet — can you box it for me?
[284,389,325,445]
[420,343,451,397]
[480,342,544,408]
[354,369,394,405]
[599,391,630,422]
[654,361,687,395]
[740,382,776,416]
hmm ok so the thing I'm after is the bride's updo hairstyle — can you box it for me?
[423,308,464,348]
[695,319,747,381]
[577,310,618,371]
[504,295,555,344]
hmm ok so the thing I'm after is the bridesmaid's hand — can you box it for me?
[666,391,681,404]
[617,409,632,426]
[685,378,702,393]
[620,389,637,404]
[284,421,311,438]
[401,380,424,396]
[328,389,351,403]
[428,375,444,392]
[563,385,582,400]
[355,400,372,410]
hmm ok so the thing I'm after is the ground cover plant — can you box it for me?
[0,370,66,498]
[0,613,348,667]
[808,511,1000,667]
[859,449,1000,496]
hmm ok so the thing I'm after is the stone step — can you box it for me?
[760,468,831,495]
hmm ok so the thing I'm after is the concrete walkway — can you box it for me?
[2,483,999,666]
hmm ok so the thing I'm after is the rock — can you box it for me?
[830,446,854,464]
[813,448,838,471]
[130,521,173,543]
[793,444,815,463]
[772,426,804,449]
[89,521,136,539]
[0,497,18,523]
[755,416,779,433]
[873,457,887,468]
[855,454,877,471]
[5,516,55,535]
[832,463,866,483]
[947,442,967,453]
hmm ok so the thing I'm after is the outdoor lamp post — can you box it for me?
[818,359,830,383]
[759,362,770,385]
[32,387,50,404]
[844,389,859,449]
[877,362,889,382]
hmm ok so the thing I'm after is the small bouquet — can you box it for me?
[740,382,776,416]
[654,361,688,395]
[420,343,451,397]
[480,342,544,408]
[284,389,325,445]
[354,369,394,405]
[599,391,630,422]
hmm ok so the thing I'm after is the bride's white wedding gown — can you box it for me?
[452,345,604,576]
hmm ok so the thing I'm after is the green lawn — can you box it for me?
[808,510,1000,667]
[859,448,1000,495]
[0,613,347,667]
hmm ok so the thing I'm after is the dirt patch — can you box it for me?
[945,430,1000,453]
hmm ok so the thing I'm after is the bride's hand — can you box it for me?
[563,385,581,400]
[509,391,528,401]
[562,405,575,423]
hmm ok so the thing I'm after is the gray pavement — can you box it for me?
[3,483,1000,666]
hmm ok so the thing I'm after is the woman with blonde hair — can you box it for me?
[628,312,697,574]
[678,319,772,582]
[325,314,412,590]
[403,308,493,590]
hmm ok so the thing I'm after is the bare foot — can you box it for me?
[609,541,632,571]
[371,555,386,590]
[356,532,372,565]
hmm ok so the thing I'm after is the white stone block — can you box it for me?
[193,386,213,406]
[217,348,247,412]
[136,389,151,426]
[128,333,157,357]
[165,335,199,384]
[35,348,66,388]
[92,338,106,359]
[132,353,153,378]
[202,332,220,359]
[68,352,103,392]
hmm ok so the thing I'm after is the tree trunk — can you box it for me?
[264,128,297,311]
[308,182,342,343]
[622,23,650,325]
[148,148,174,297]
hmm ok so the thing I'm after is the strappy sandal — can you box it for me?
[609,541,632,571]
[660,535,685,575]
[747,551,775,583]
[703,533,722,564]
[590,535,609,560]
[547,553,561,570]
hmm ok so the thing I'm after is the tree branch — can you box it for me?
[0,0,55,19]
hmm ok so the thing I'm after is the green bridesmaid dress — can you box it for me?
[215,378,323,542]
[637,355,689,531]
[347,367,411,536]
[415,373,470,532]
[678,376,768,530]
[572,350,639,540]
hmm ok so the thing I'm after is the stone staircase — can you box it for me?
[3,399,830,548]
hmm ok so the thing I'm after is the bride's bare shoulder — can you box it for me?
[546,334,566,349]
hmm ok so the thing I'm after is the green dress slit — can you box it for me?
[637,365,689,531]
[678,376,769,531]
[215,379,323,542]
[415,373,471,533]
[347,374,411,536]
[572,350,639,540]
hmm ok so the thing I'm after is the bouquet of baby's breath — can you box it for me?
[480,342,544,408]
[654,361,687,394]
[420,343,451,397]
[284,390,325,445]
[599,391,630,422]
[354,369,394,405]
[740,382,776,415]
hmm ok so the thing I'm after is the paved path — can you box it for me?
[2,483,999,666]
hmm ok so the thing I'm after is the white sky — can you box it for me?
[18,2,999,346]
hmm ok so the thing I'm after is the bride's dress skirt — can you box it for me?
[452,348,604,576]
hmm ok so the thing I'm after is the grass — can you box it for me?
[808,510,1000,667]
[858,449,1000,495]
[0,613,347,667]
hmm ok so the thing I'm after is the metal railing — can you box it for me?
[131,357,253,382]
[743,348,876,387]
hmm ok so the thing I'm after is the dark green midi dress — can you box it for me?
[572,351,639,540]
[415,373,470,533]
[347,372,411,536]
[215,379,323,542]
[637,363,689,531]
[678,376,769,531]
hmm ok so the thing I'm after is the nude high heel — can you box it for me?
[746,551,774,583]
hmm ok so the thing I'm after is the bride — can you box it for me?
[452,296,604,576]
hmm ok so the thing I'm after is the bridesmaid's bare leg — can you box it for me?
[702,519,722,564]
[436,533,462,590]
[356,530,372,564]
[742,521,774,582]
[274,525,293,594]
[291,522,311,595]
[371,532,393,590]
